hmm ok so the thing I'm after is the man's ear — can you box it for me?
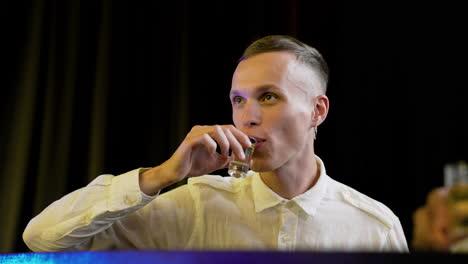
[311,94,329,128]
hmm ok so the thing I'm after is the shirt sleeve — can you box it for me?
[383,219,410,252]
[23,168,196,252]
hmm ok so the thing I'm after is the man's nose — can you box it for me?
[240,101,261,127]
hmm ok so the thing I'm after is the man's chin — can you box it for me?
[251,160,276,172]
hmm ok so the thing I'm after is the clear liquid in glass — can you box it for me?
[228,140,255,178]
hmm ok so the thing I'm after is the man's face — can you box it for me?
[230,51,320,171]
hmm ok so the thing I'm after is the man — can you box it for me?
[23,35,408,252]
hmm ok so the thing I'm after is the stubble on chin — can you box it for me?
[251,155,277,172]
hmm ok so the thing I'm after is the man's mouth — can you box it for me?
[248,136,266,149]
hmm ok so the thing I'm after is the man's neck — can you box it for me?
[259,143,319,200]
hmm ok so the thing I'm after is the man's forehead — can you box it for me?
[229,84,282,96]
[232,52,296,85]
[231,51,317,95]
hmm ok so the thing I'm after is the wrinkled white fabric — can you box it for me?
[23,156,409,252]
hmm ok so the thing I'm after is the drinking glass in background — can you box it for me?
[444,161,468,252]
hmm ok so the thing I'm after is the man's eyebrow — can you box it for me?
[229,84,281,97]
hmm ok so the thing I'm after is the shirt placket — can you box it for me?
[277,201,298,250]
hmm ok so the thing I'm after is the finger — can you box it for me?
[211,125,230,156]
[224,125,251,148]
[200,133,218,154]
[412,207,432,250]
[224,128,246,160]
[427,187,449,209]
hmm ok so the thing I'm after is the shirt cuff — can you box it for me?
[109,168,158,211]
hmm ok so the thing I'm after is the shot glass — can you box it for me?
[445,161,468,252]
[228,138,256,178]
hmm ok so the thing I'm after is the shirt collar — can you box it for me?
[251,155,329,216]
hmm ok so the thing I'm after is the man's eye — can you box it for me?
[233,97,244,104]
[262,93,277,102]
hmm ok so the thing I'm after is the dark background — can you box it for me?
[1,0,466,253]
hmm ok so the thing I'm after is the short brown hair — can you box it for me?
[240,35,329,94]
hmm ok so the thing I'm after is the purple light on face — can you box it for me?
[229,90,247,99]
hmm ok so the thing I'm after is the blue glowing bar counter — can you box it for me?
[1,250,467,264]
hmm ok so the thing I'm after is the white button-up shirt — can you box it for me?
[23,156,409,252]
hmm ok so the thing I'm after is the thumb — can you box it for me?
[220,156,230,169]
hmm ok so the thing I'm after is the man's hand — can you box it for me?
[139,125,252,195]
[412,187,451,251]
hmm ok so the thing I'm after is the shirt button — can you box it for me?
[124,195,135,205]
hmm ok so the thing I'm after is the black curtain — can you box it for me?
[1,0,466,253]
